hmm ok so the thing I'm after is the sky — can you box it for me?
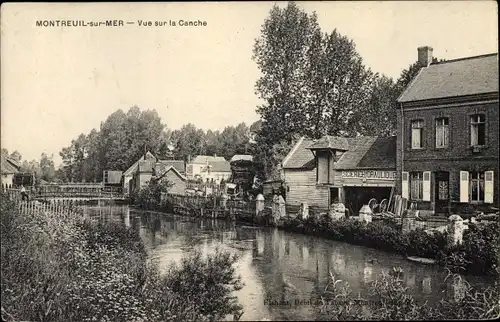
[1,1,498,167]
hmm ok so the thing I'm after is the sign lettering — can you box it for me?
[341,170,396,180]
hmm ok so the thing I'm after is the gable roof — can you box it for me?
[191,155,227,164]
[157,159,185,174]
[123,151,156,176]
[282,137,316,170]
[157,165,187,181]
[335,136,397,170]
[398,53,499,103]
[1,157,20,174]
[230,154,253,162]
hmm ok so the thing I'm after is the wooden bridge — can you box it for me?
[3,184,127,202]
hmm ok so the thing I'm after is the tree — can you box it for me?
[99,109,130,171]
[20,159,41,178]
[252,2,376,178]
[204,129,220,156]
[253,1,321,144]
[354,74,398,137]
[39,153,56,182]
[125,107,165,164]
[171,124,206,161]
[217,123,250,160]
[304,29,374,137]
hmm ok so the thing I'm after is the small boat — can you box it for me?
[406,256,436,265]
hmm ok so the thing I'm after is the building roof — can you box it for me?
[308,136,351,151]
[230,154,253,162]
[398,53,499,103]
[157,165,187,182]
[1,157,20,174]
[191,155,227,164]
[208,160,231,172]
[282,137,316,169]
[136,159,185,175]
[137,160,155,173]
[282,135,396,171]
[123,151,156,176]
[157,159,185,174]
[335,136,397,170]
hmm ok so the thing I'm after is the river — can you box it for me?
[83,205,493,321]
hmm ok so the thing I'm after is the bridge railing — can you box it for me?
[2,186,124,200]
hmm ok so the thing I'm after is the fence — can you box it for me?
[16,200,86,218]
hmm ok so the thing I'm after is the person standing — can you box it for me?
[20,185,28,201]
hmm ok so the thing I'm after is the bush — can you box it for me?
[318,268,500,320]
[440,222,500,276]
[133,180,172,210]
[1,192,243,322]
[278,212,498,278]
[162,248,244,321]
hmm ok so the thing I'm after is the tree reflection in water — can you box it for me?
[83,206,494,321]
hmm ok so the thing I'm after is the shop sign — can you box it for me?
[341,170,396,180]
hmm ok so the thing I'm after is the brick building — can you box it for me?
[396,47,499,215]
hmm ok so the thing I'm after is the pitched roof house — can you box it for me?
[395,47,498,215]
[186,155,231,183]
[123,151,185,195]
[1,157,20,175]
[1,156,21,188]
[282,135,397,212]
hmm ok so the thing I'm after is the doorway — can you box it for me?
[330,187,339,205]
[343,186,392,215]
[434,171,450,214]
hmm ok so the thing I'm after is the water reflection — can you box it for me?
[83,206,493,321]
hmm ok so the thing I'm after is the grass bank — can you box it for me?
[0,192,243,322]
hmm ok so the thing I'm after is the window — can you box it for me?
[411,120,424,149]
[435,117,449,148]
[410,172,423,200]
[470,114,486,146]
[469,172,485,202]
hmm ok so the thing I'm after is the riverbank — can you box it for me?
[136,198,500,279]
[130,203,499,320]
[0,193,243,322]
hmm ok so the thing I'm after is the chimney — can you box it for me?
[187,155,191,163]
[417,46,433,67]
[214,153,217,157]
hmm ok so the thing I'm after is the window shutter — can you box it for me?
[460,171,469,203]
[402,172,409,200]
[484,171,494,204]
[423,171,431,201]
